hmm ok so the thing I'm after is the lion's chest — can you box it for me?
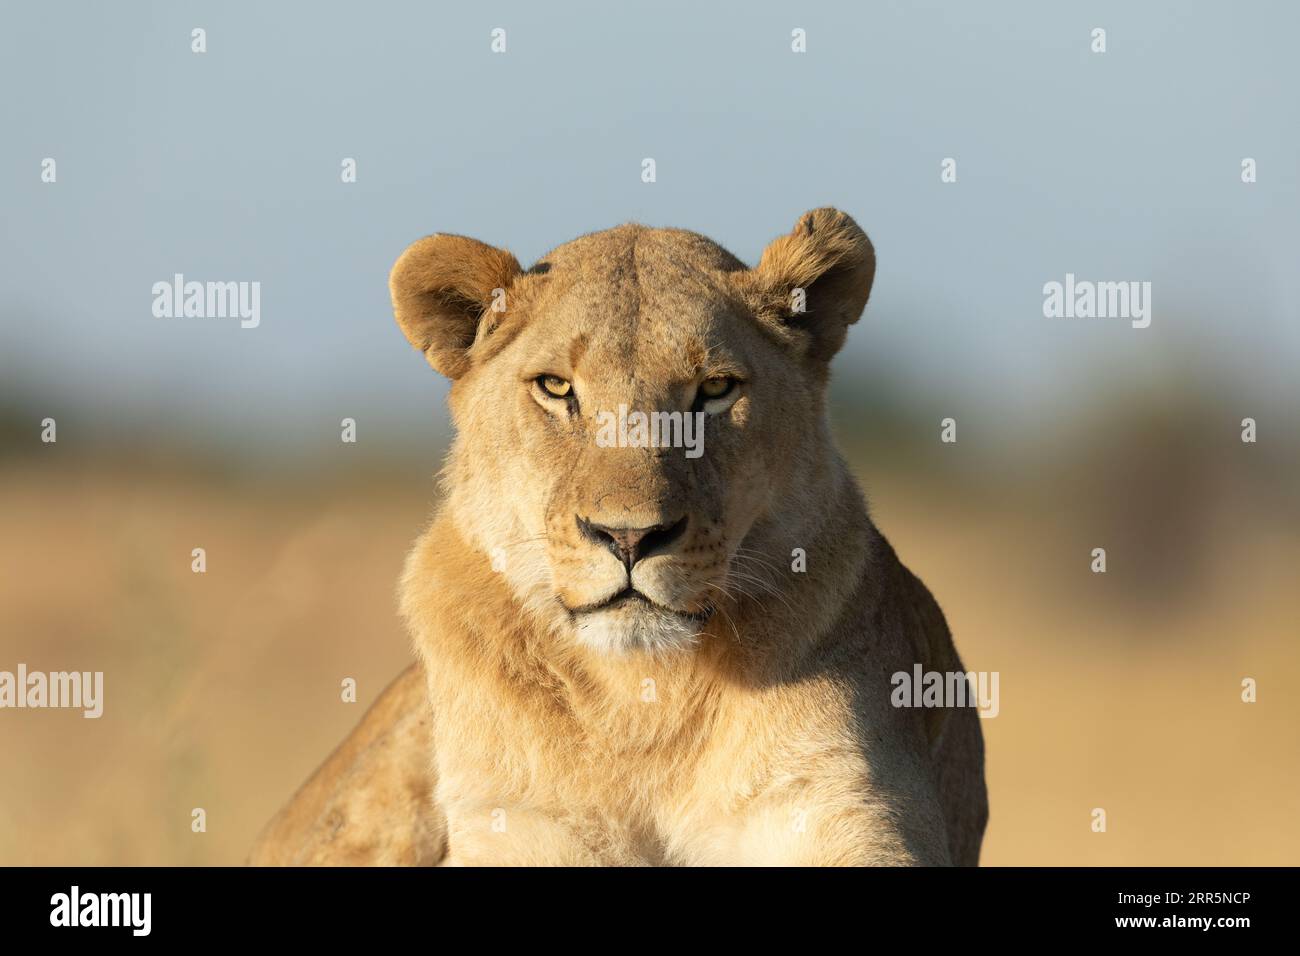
[430,670,757,864]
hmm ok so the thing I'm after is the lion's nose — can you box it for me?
[577,515,688,571]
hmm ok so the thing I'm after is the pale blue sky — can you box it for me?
[3,0,1296,455]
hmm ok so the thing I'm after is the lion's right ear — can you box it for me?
[389,234,523,379]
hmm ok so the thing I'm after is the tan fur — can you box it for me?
[249,209,987,866]
[248,666,446,865]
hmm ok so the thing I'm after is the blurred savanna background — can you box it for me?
[1,0,1297,865]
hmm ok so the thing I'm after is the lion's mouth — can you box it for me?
[564,587,711,621]
[604,586,653,609]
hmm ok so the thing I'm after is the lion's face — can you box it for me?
[391,210,875,654]
[445,229,794,654]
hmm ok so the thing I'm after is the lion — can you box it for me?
[249,208,988,866]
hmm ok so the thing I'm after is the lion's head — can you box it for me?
[390,208,875,655]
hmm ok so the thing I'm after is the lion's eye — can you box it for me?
[699,377,735,400]
[537,375,573,399]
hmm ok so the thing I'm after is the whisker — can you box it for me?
[726,565,796,614]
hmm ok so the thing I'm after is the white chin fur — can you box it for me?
[573,604,702,656]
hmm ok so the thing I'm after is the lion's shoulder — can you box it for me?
[247,664,445,866]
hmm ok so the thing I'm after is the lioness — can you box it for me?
[250,208,988,866]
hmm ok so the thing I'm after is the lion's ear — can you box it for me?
[748,208,876,363]
[389,234,523,378]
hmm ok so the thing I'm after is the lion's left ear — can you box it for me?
[745,208,876,363]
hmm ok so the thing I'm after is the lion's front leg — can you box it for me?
[729,795,952,866]
[698,730,956,866]
[440,805,609,866]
